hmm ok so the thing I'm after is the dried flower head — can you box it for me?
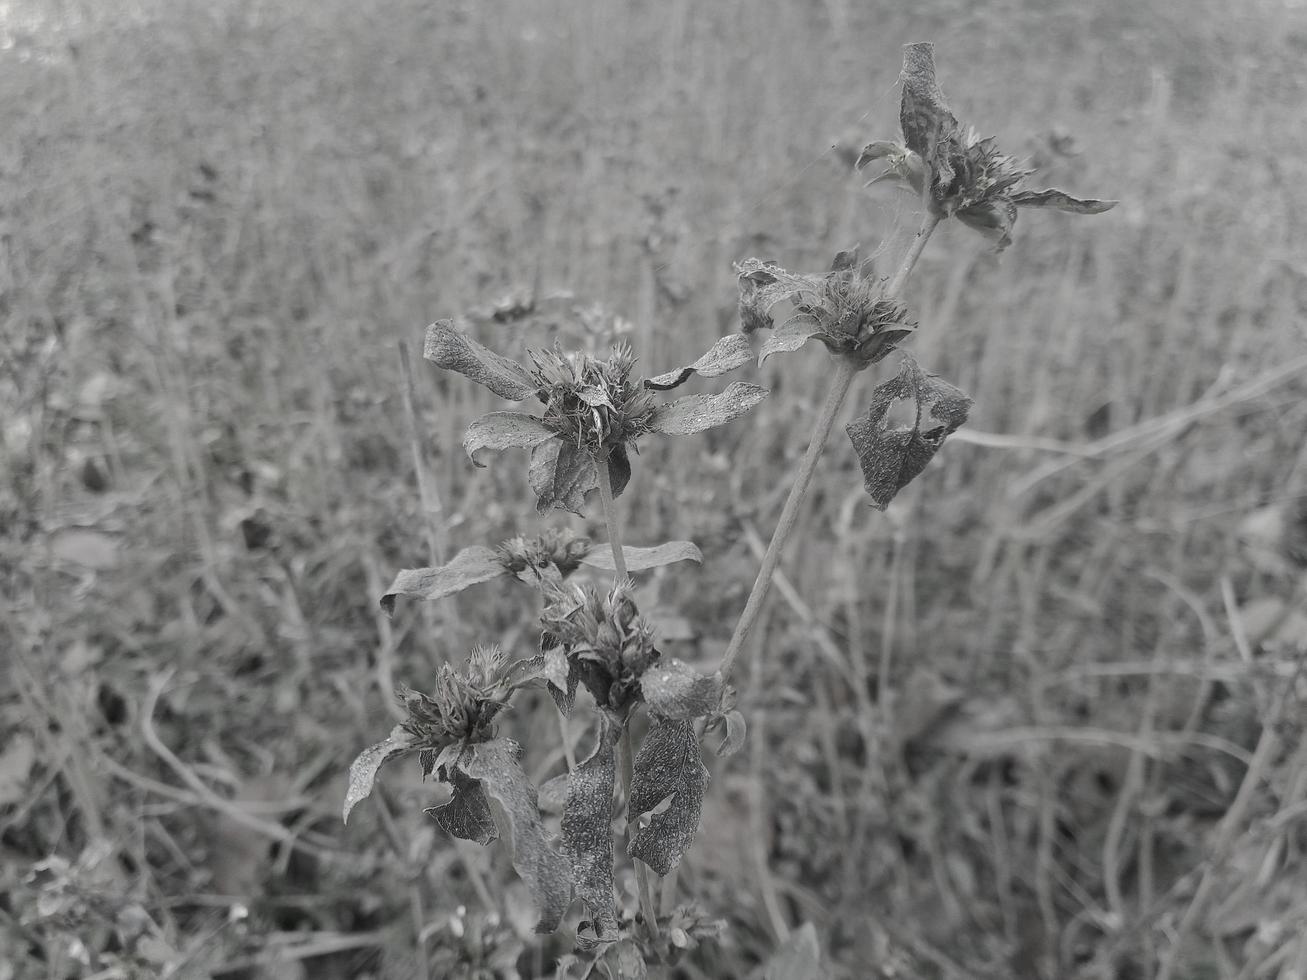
[541,580,658,712]
[736,246,914,369]
[425,320,767,513]
[399,645,508,751]
[856,42,1117,251]
[343,645,514,825]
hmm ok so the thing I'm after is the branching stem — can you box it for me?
[719,211,940,681]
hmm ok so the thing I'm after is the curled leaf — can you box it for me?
[579,541,703,574]
[640,659,723,721]
[529,438,596,515]
[561,714,621,939]
[627,718,708,875]
[706,709,747,757]
[845,354,972,510]
[458,739,572,933]
[1010,188,1118,214]
[424,320,536,401]
[425,768,497,844]
[343,725,415,824]
[380,546,507,614]
[464,412,555,466]
[899,41,962,199]
[757,321,825,366]
[645,333,755,391]
[647,382,768,436]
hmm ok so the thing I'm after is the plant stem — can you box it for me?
[595,452,662,951]
[595,456,628,578]
[718,210,940,682]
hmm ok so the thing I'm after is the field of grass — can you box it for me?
[4,0,1307,976]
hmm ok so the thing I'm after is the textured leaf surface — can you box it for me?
[458,739,571,932]
[644,333,755,390]
[641,659,723,721]
[627,719,708,875]
[647,383,767,436]
[380,546,507,614]
[463,412,555,466]
[845,354,972,510]
[579,541,703,573]
[426,768,497,844]
[561,715,620,938]
[899,42,961,191]
[763,922,823,980]
[423,320,535,401]
[758,321,824,365]
[342,725,415,823]
[529,439,596,515]
[1011,188,1118,214]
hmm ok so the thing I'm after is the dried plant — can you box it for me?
[344,41,1115,978]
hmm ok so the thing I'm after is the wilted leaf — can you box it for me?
[464,412,555,466]
[628,719,708,875]
[579,541,703,574]
[424,320,536,401]
[606,445,631,500]
[845,354,972,510]
[1010,188,1118,214]
[641,660,723,721]
[380,546,508,614]
[757,321,825,366]
[647,383,768,436]
[458,739,571,932]
[426,768,497,844]
[561,715,620,939]
[707,709,747,757]
[763,922,823,980]
[957,199,1019,251]
[645,333,755,391]
[343,726,415,823]
[529,439,596,515]
[899,43,961,189]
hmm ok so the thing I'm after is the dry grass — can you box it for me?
[4,0,1307,977]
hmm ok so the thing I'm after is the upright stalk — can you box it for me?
[595,456,662,950]
[718,211,940,682]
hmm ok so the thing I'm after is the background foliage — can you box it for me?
[4,0,1307,976]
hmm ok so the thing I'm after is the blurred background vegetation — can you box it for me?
[4,0,1307,976]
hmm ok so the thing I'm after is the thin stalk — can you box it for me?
[595,454,662,952]
[718,211,940,682]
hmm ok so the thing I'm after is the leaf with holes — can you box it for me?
[628,718,708,876]
[342,726,416,824]
[845,354,971,510]
[457,739,571,932]
[562,714,621,942]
